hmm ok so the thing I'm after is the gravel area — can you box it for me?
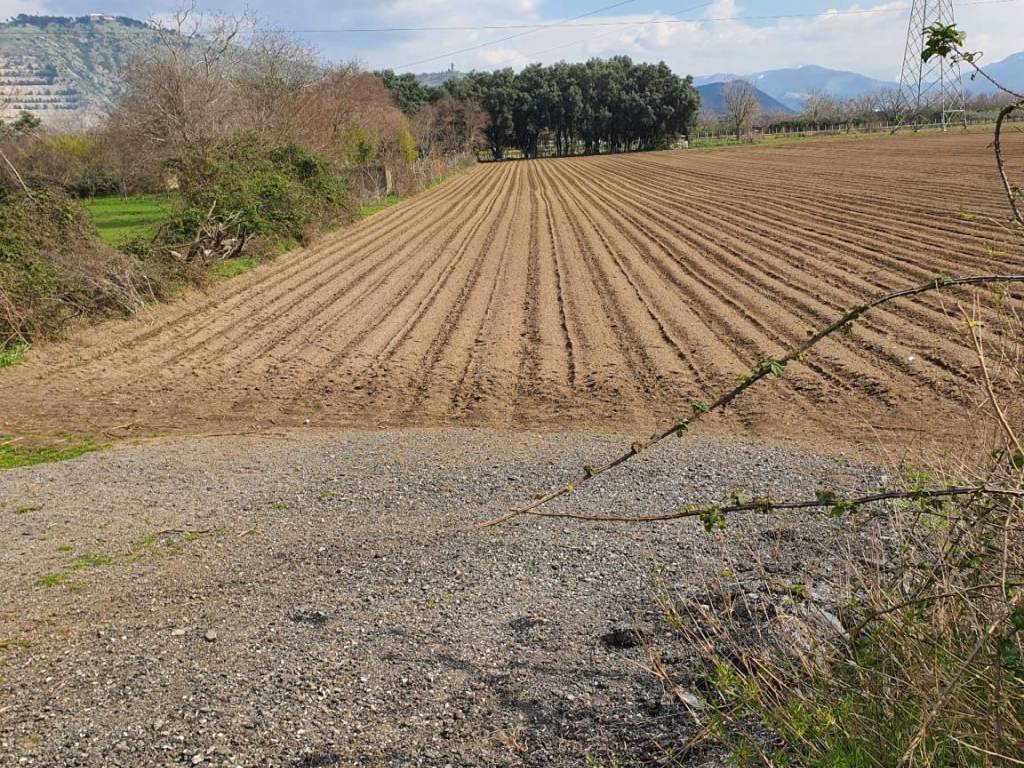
[0,429,884,767]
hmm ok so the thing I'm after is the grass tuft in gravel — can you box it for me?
[0,438,102,470]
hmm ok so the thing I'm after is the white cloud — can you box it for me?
[334,0,1022,80]
[7,0,1022,78]
[0,0,41,16]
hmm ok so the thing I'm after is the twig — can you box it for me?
[0,147,31,195]
[994,101,1024,228]
[847,581,1021,640]
[961,304,1023,455]
[483,485,1024,525]
[896,591,1024,767]
[479,275,1024,528]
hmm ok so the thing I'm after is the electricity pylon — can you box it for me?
[894,0,968,131]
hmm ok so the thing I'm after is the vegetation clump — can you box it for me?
[169,134,356,253]
[0,190,157,346]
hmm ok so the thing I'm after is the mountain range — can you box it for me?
[966,50,1024,94]
[2,14,1023,124]
[692,65,899,111]
[694,82,794,116]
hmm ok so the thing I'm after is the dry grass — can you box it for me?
[665,298,1024,767]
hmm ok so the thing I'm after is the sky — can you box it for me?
[2,0,1022,80]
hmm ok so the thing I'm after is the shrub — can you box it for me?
[396,119,417,166]
[171,133,356,250]
[0,190,158,345]
[337,123,380,166]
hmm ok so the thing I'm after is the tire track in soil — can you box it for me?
[443,162,530,419]
[533,159,667,407]
[394,162,525,420]
[510,162,576,425]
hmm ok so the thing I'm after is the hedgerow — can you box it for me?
[170,134,357,251]
[0,189,158,345]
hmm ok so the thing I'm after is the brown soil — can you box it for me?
[1,133,1021,450]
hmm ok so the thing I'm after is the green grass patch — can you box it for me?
[35,529,216,590]
[0,438,101,470]
[35,571,72,588]
[82,192,178,246]
[360,195,402,218]
[0,343,29,369]
[208,256,258,281]
[67,553,115,570]
[125,529,212,562]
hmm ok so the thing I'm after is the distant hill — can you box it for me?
[694,65,898,111]
[966,50,1024,95]
[0,14,164,123]
[696,81,794,117]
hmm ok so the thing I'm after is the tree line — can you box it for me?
[701,81,1024,140]
[380,57,700,160]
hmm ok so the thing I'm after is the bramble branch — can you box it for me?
[479,275,1024,528]
[483,485,1024,526]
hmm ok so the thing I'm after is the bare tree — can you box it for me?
[801,90,840,128]
[722,80,761,141]
[112,3,251,154]
[874,87,904,124]
[693,104,720,136]
[842,92,880,131]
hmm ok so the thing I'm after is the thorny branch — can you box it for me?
[479,275,1024,528]
[483,485,1024,526]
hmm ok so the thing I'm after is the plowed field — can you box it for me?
[2,132,1022,446]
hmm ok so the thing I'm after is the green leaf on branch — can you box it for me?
[583,464,595,478]
[729,490,750,505]
[922,22,965,61]
[759,358,786,377]
[830,499,860,518]
[675,420,689,437]
[816,490,838,505]
[692,400,710,415]
[699,506,727,532]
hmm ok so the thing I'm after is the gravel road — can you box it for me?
[0,429,884,767]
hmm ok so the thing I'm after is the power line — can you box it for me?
[394,0,637,70]
[494,1,715,66]
[290,0,1020,34]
